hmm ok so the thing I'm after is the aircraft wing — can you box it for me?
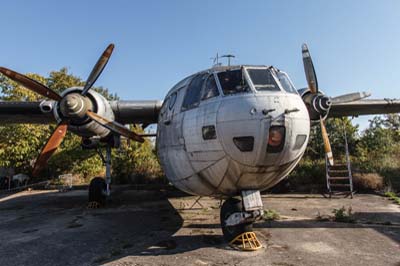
[328,98,400,118]
[0,100,162,124]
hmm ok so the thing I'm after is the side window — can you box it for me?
[201,75,220,100]
[159,97,169,120]
[169,92,177,110]
[277,72,298,94]
[181,74,207,111]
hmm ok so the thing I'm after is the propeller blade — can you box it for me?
[86,110,144,143]
[331,91,371,104]
[0,67,62,101]
[32,122,68,177]
[302,43,318,94]
[82,44,115,95]
[320,117,334,166]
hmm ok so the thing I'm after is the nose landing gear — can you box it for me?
[220,190,264,251]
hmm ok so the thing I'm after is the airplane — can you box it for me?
[0,43,399,250]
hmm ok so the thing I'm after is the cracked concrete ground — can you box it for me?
[0,189,398,266]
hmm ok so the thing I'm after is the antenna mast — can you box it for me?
[221,54,235,66]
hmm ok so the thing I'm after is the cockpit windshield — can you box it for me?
[247,68,280,91]
[217,69,251,95]
[277,72,298,94]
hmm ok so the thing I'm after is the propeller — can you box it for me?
[86,110,144,143]
[302,44,334,165]
[32,122,68,177]
[302,44,372,165]
[0,67,62,101]
[0,43,143,176]
[302,44,318,94]
[82,44,114,96]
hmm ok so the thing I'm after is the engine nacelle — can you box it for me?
[53,87,114,138]
[298,88,331,122]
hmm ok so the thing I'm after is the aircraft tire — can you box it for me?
[88,177,106,205]
[220,198,253,242]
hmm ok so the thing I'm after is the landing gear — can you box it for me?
[220,190,264,251]
[88,177,107,207]
[220,198,253,242]
[88,144,113,208]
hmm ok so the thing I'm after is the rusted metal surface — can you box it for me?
[0,67,62,101]
[32,122,68,177]
[302,44,318,94]
[320,118,334,166]
[82,43,115,95]
[86,110,144,142]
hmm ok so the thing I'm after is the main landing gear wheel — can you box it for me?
[88,177,106,208]
[220,196,263,251]
[220,198,253,242]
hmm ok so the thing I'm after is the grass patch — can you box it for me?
[264,209,280,221]
[332,206,355,223]
[384,192,400,205]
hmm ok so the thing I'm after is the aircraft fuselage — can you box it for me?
[157,65,310,198]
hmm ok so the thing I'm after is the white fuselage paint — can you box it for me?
[156,66,310,199]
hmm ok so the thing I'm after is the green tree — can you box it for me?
[356,115,400,172]
[112,125,163,184]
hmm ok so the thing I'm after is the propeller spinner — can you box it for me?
[0,44,143,177]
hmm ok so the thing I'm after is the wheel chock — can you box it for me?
[87,201,101,209]
[229,232,262,251]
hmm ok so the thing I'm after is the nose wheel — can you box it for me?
[220,198,253,242]
[220,191,264,251]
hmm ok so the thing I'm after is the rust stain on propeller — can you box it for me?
[32,123,68,177]
[82,44,115,95]
[302,44,318,94]
[86,110,144,143]
[0,67,62,101]
[320,119,334,166]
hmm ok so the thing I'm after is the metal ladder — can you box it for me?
[325,121,354,198]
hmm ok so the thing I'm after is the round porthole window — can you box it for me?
[169,92,177,110]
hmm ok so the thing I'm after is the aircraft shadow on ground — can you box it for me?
[0,189,229,266]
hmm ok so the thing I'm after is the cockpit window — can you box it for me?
[181,74,207,111]
[201,74,220,100]
[217,69,251,95]
[247,69,280,91]
[277,72,298,94]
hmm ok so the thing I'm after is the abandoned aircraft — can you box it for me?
[0,43,399,248]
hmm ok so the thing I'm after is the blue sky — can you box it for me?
[1,0,400,129]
